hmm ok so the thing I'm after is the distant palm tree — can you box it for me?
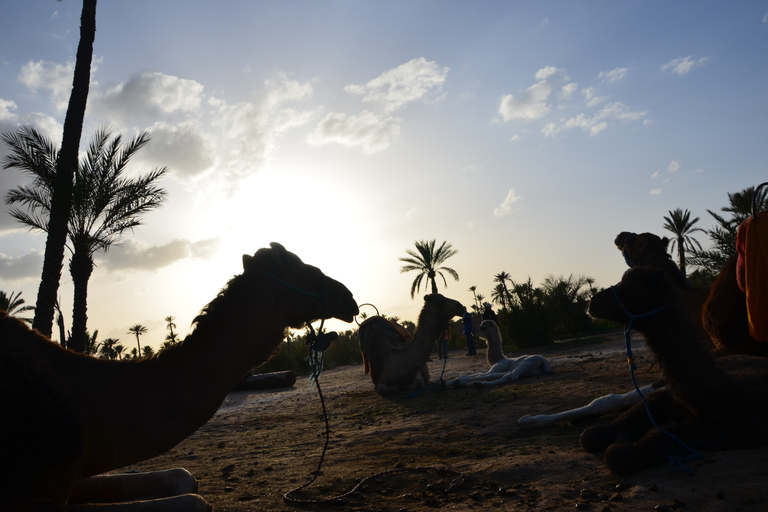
[493,271,513,311]
[0,290,35,324]
[3,125,168,353]
[83,329,100,356]
[114,343,125,360]
[164,315,180,344]
[399,239,459,299]
[128,324,148,354]
[491,283,508,309]
[142,345,155,358]
[98,337,121,359]
[468,286,480,314]
[662,208,704,277]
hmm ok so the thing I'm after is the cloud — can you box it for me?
[99,237,221,272]
[17,60,75,112]
[661,56,710,76]
[650,188,662,195]
[344,57,449,113]
[92,71,205,124]
[668,160,680,173]
[542,102,647,137]
[211,72,315,180]
[139,121,215,179]
[558,83,578,101]
[493,188,521,217]
[307,110,400,154]
[499,67,570,121]
[0,250,43,281]
[599,67,629,84]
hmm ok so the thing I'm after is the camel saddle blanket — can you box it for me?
[736,211,768,342]
[358,316,414,375]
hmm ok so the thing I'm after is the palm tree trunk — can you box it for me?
[69,250,94,353]
[32,0,98,337]
[677,235,687,277]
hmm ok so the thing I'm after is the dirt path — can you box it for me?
[130,333,768,511]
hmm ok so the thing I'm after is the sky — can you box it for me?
[1,1,767,351]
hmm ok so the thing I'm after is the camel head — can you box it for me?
[614,231,671,268]
[472,319,499,340]
[588,267,679,326]
[243,242,358,327]
[422,293,466,322]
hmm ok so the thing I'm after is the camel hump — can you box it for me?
[358,316,413,354]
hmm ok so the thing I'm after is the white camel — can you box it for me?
[446,320,551,388]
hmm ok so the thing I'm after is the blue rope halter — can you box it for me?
[610,285,701,473]
[252,270,332,388]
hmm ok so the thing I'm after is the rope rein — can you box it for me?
[610,286,701,473]
[255,271,464,504]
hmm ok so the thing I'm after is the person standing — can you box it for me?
[462,311,476,355]
[483,303,499,325]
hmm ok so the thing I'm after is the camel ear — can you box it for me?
[614,232,633,249]
[424,294,434,304]
[242,253,254,271]
[269,242,288,268]
[660,237,670,250]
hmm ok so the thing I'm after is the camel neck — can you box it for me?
[76,275,290,477]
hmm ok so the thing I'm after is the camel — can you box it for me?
[616,230,768,356]
[581,266,768,475]
[1,242,358,511]
[446,320,551,388]
[358,294,465,395]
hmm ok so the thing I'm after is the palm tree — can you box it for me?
[98,337,120,359]
[4,125,168,353]
[691,186,768,276]
[468,286,480,314]
[128,324,148,355]
[491,282,508,309]
[399,240,459,299]
[142,345,155,358]
[83,329,100,356]
[164,315,180,344]
[662,208,704,277]
[33,0,98,338]
[493,271,513,311]
[0,290,35,324]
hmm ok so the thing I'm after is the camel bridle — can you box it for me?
[609,285,700,473]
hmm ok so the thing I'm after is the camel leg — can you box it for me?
[580,388,681,452]
[69,468,199,504]
[60,494,212,512]
[518,384,661,428]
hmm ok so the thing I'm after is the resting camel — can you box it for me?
[582,267,768,474]
[446,320,551,388]
[358,294,465,394]
[616,230,768,356]
[1,242,358,511]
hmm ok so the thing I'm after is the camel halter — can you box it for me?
[610,285,701,473]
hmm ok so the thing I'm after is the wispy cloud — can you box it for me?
[493,188,521,217]
[344,57,449,114]
[0,250,43,281]
[598,67,629,84]
[18,60,75,113]
[661,56,710,76]
[306,110,400,154]
[99,237,221,272]
[500,66,646,138]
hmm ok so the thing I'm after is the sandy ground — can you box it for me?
[129,333,768,511]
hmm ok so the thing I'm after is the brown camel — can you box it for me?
[358,294,465,395]
[582,267,768,474]
[1,242,358,511]
[615,230,768,356]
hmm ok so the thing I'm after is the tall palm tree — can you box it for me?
[468,285,480,314]
[164,315,180,344]
[128,324,148,355]
[662,208,704,277]
[0,290,35,324]
[4,125,168,353]
[34,0,98,338]
[493,271,513,311]
[399,239,460,299]
[491,282,508,309]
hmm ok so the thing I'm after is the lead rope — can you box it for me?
[283,302,464,505]
[610,286,701,473]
